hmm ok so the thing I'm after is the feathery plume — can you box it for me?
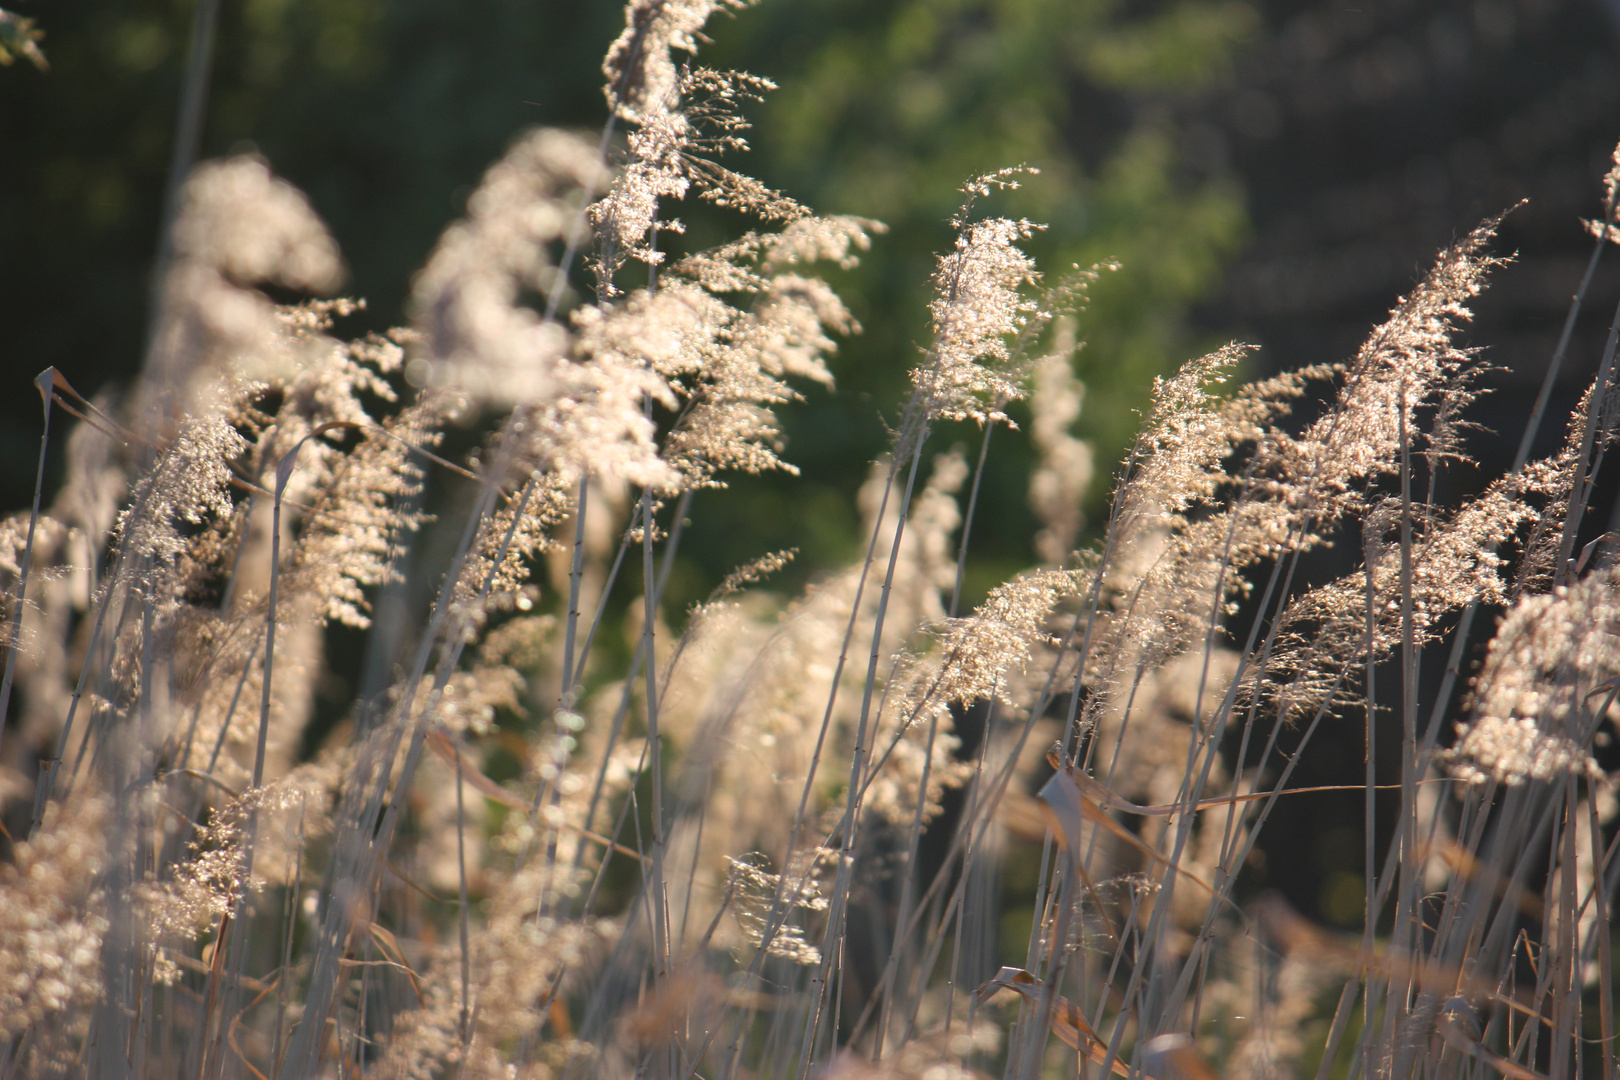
[1028,317,1093,564]
[411,128,610,404]
[141,156,342,429]
[1445,566,1615,786]
[0,799,106,1043]
[918,175,1045,425]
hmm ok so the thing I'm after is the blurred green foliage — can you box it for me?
[698,0,1254,601]
[0,0,1258,610]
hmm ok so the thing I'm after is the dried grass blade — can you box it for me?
[1254,893,1552,1027]
[1053,749,1424,816]
[1436,999,1550,1080]
[1141,1034,1224,1080]
[1039,768,1222,903]
[226,973,282,1080]
[361,923,427,1007]
[973,967,1130,1076]
[426,726,524,809]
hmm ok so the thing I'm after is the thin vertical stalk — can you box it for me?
[1310,519,1387,1080]
[202,637,259,779]
[207,555,282,1080]
[871,410,997,1055]
[145,0,221,383]
[254,451,295,791]
[1549,780,1580,1080]
[566,489,685,879]
[213,425,321,1073]
[1363,519,1380,932]
[0,369,55,751]
[940,714,999,1034]
[1399,383,1418,892]
[798,433,930,1077]
[567,497,644,706]
[1554,283,1620,587]
[1381,384,1422,1064]
[455,739,472,1047]
[869,706,938,1058]
[705,419,923,1080]
[34,563,116,821]
[278,417,523,1080]
[1590,782,1617,1080]
[950,418,995,619]
[641,483,669,983]
[270,798,305,1077]
[1515,208,1613,474]
[559,476,591,704]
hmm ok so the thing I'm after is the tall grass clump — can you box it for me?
[1,2,1618,1077]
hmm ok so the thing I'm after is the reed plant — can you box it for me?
[1,2,1617,1077]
